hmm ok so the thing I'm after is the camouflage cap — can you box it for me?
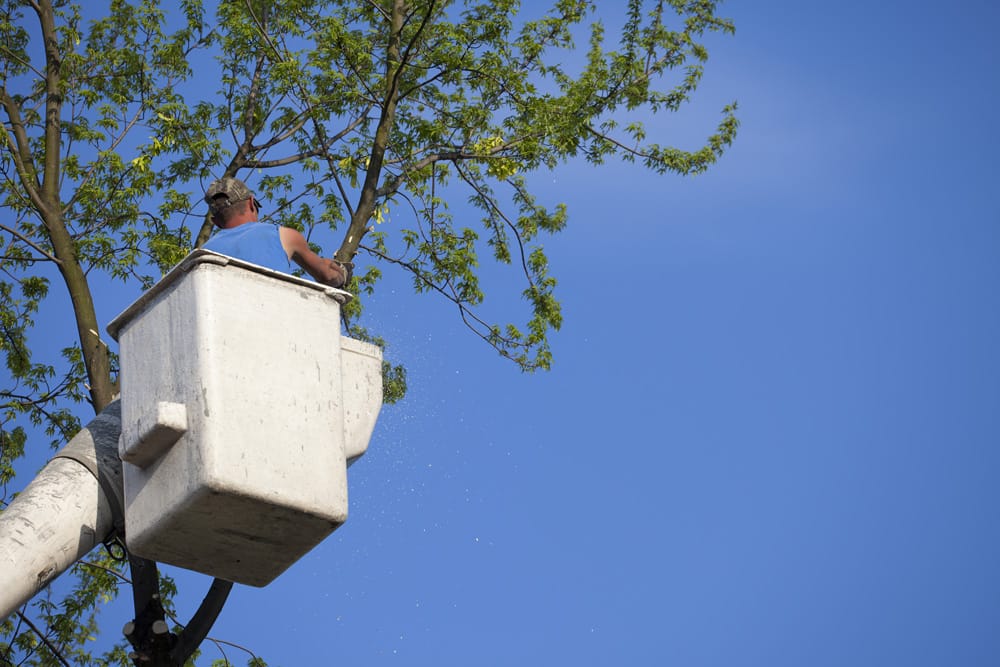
[205,177,253,214]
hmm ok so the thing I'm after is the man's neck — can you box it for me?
[219,217,256,230]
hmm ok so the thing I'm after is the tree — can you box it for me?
[0,0,736,663]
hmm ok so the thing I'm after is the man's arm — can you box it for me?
[278,227,349,288]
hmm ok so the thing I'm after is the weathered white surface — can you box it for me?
[118,400,188,468]
[340,336,383,465]
[0,403,122,622]
[108,251,382,587]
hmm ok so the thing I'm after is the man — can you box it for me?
[202,177,352,288]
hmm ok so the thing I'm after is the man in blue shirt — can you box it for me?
[202,177,351,288]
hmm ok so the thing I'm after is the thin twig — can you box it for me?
[77,559,131,584]
[15,611,71,667]
[205,636,264,663]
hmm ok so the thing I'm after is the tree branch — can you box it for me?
[0,90,47,216]
[171,579,234,664]
[62,103,146,215]
[0,44,44,79]
[452,162,533,285]
[334,0,408,262]
[15,611,71,667]
[0,223,61,264]
[361,242,528,360]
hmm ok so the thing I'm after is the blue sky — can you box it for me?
[9,0,1000,665]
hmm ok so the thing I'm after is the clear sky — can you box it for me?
[12,0,1000,665]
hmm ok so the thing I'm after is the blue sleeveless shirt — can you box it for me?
[202,223,291,273]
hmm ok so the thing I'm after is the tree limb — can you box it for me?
[361,242,528,360]
[170,579,233,665]
[0,223,61,264]
[0,90,46,216]
[14,610,71,667]
[452,162,532,285]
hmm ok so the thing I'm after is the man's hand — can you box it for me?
[331,259,354,288]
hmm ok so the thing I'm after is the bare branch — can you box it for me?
[0,223,61,264]
[204,637,265,664]
[78,560,131,584]
[0,45,44,79]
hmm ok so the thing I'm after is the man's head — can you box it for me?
[205,177,259,226]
